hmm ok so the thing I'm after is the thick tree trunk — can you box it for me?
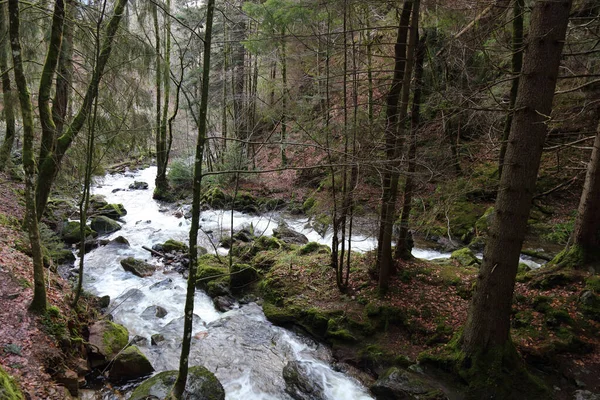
[377,0,415,292]
[170,0,214,397]
[51,0,74,138]
[35,0,128,220]
[8,0,47,313]
[460,0,572,392]
[554,122,600,270]
[0,2,16,172]
[395,32,426,261]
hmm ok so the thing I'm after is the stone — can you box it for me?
[283,360,326,400]
[129,366,224,400]
[141,305,168,319]
[230,264,259,291]
[131,335,148,346]
[120,257,156,277]
[108,345,154,382]
[129,181,149,190]
[89,194,108,209]
[99,295,110,308]
[108,236,130,247]
[161,239,189,253]
[90,216,121,235]
[55,369,79,397]
[370,367,444,400]
[273,222,309,245]
[151,334,165,346]
[88,320,129,367]
[97,203,127,220]
[61,221,97,244]
[149,278,174,291]
[213,296,236,312]
[450,247,481,267]
[575,390,600,400]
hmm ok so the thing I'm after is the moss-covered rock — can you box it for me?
[90,216,121,235]
[89,194,108,209]
[196,260,229,293]
[202,187,231,208]
[298,241,330,255]
[88,320,129,364]
[273,222,309,245]
[450,248,481,268]
[161,239,189,253]
[255,236,283,251]
[0,365,24,400]
[370,367,444,400]
[97,203,127,220]
[230,263,259,290]
[120,257,156,277]
[108,345,154,382]
[61,221,97,244]
[129,366,224,400]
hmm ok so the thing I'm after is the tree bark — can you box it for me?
[170,0,214,397]
[460,0,572,390]
[35,0,128,220]
[8,0,47,313]
[0,2,16,172]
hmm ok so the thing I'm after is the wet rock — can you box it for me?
[89,194,108,209]
[90,216,121,235]
[370,367,444,400]
[88,320,129,367]
[151,334,165,346]
[61,221,97,244]
[80,239,100,254]
[149,278,174,291]
[238,294,258,304]
[129,366,224,400]
[575,390,600,400]
[108,345,154,382]
[99,295,110,308]
[283,360,326,400]
[273,222,309,245]
[213,296,236,312]
[96,203,127,220]
[206,280,231,297]
[55,369,79,397]
[115,288,145,305]
[141,305,168,319]
[450,248,481,267]
[131,335,148,346]
[107,236,130,247]
[129,181,149,190]
[161,239,189,253]
[120,257,156,277]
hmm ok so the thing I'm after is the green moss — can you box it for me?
[40,306,67,339]
[196,264,229,291]
[255,235,283,251]
[545,309,572,327]
[0,365,24,400]
[162,239,189,253]
[302,196,316,212]
[230,263,259,290]
[102,321,129,356]
[325,319,357,342]
[298,241,329,255]
[532,296,552,313]
[585,276,600,293]
[61,221,97,244]
[450,248,481,268]
[550,245,584,268]
[262,302,299,325]
[97,203,127,219]
[129,366,224,400]
[202,187,232,208]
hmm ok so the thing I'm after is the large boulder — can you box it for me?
[283,360,326,400]
[129,181,149,190]
[450,248,481,268]
[97,203,127,220]
[230,263,259,291]
[370,367,445,400]
[88,320,129,367]
[120,257,156,277]
[273,222,309,245]
[108,345,154,382]
[91,216,121,235]
[61,221,97,244]
[161,239,189,253]
[141,305,168,319]
[129,366,225,400]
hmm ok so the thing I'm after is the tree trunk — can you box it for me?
[170,0,214,397]
[395,32,426,261]
[459,0,572,394]
[35,0,128,220]
[8,0,47,313]
[280,26,288,166]
[553,121,600,270]
[51,0,74,138]
[0,2,16,172]
[377,0,414,292]
[498,0,524,179]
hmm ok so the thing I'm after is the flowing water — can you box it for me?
[81,166,541,399]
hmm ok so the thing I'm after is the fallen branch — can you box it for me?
[142,245,166,258]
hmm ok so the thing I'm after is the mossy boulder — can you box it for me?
[370,367,444,400]
[196,262,229,293]
[233,192,259,213]
[0,365,24,400]
[90,216,122,235]
[88,320,129,365]
[230,263,259,291]
[120,257,156,277]
[298,241,330,255]
[162,239,189,253]
[97,203,127,220]
[61,221,97,244]
[108,345,154,382]
[450,248,481,268]
[255,236,283,251]
[579,290,600,321]
[202,187,231,208]
[273,222,309,245]
[129,366,224,400]
[89,194,108,209]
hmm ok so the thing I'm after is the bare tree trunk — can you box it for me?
[458,1,572,395]
[280,26,288,166]
[8,0,47,313]
[170,0,214,397]
[0,2,16,172]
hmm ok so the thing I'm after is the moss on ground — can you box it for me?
[0,365,24,400]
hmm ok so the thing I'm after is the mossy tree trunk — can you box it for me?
[554,121,600,270]
[35,0,128,220]
[8,0,48,313]
[395,32,426,261]
[376,0,414,292]
[170,0,214,397]
[0,2,16,172]
[459,0,572,394]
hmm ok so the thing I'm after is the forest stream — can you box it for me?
[79,167,541,399]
